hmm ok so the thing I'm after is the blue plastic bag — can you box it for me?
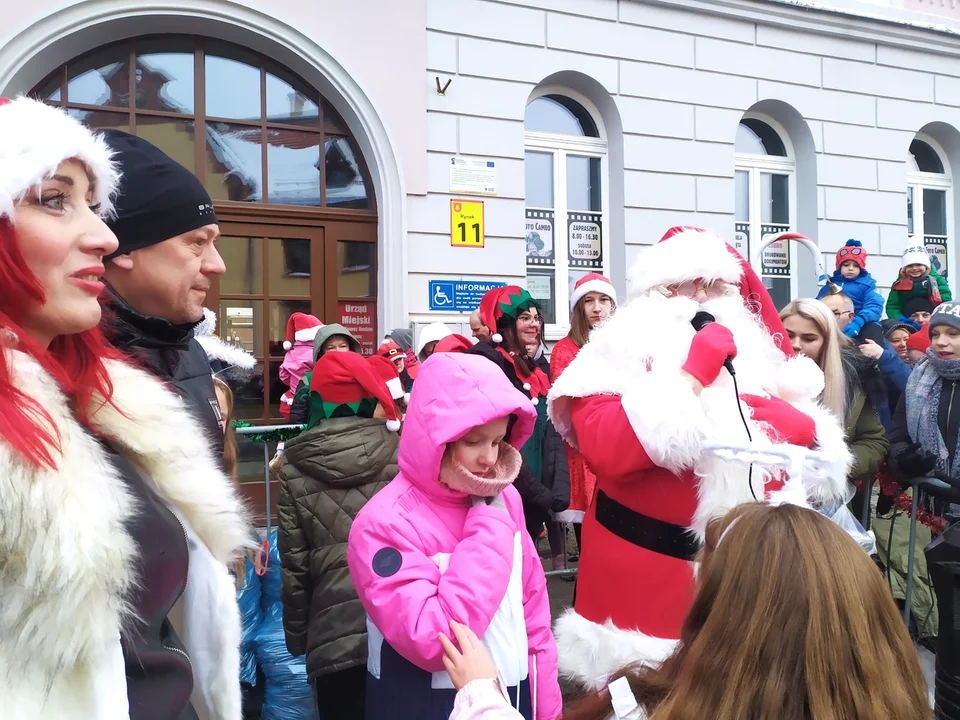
[254,529,318,720]
[236,554,263,686]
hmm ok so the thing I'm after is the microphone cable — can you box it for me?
[726,364,757,502]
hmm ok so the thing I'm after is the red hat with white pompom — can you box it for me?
[0,96,120,221]
[368,354,409,404]
[283,312,323,350]
[569,273,617,312]
[309,351,401,431]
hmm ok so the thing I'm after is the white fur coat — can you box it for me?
[0,349,250,719]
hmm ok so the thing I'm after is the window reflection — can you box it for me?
[205,46,261,120]
[325,137,369,208]
[136,39,195,113]
[338,241,374,297]
[66,109,130,132]
[68,48,129,107]
[206,123,262,202]
[525,151,554,209]
[219,299,263,356]
[266,65,319,124]
[219,236,263,295]
[135,118,196,174]
[269,238,311,294]
[266,129,320,205]
[269,300,312,356]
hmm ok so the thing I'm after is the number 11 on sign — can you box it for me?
[450,199,485,248]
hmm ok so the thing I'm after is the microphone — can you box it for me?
[691,311,736,376]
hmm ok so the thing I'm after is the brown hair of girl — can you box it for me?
[213,376,238,482]
[565,503,931,720]
[568,293,616,348]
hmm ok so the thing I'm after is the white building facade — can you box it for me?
[3,0,960,419]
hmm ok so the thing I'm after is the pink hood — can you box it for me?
[399,352,536,494]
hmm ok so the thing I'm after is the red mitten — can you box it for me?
[741,394,817,448]
[681,323,737,387]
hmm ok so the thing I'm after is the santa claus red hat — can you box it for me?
[309,351,401,431]
[368,354,407,403]
[434,334,475,354]
[0,96,119,221]
[377,340,404,366]
[569,273,617,312]
[632,226,793,358]
[628,226,743,300]
[283,312,323,350]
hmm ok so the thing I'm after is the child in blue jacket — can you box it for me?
[816,239,884,338]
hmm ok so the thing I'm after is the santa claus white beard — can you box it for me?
[689,292,795,536]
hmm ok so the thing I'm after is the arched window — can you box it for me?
[734,117,795,309]
[907,136,951,279]
[523,92,606,334]
[32,37,378,422]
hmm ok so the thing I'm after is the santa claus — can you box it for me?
[548,226,852,687]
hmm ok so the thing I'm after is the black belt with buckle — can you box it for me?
[594,490,700,561]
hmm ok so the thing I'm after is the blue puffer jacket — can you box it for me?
[817,270,885,337]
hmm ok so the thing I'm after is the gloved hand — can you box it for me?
[898,442,938,478]
[681,323,738,388]
[741,394,817,448]
[843,316,864,338]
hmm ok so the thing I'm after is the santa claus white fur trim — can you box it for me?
[553,609,677,689]
[293,325,321,343]
[627,228,742,302]
[0,96,119,220]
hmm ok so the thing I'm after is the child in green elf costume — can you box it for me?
[885,245,951,321]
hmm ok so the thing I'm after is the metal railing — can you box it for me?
[234,423,578,580]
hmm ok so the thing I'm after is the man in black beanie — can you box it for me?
[100,130,226,447]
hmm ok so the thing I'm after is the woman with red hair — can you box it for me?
[0,97,249,718]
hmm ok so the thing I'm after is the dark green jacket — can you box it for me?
[276,416,399,679]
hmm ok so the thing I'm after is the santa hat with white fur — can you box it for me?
[310,351,401,431]
[283,312,323,350]
[569,273,617,311]
[0,96,119,220]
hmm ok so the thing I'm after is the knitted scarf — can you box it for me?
[905,350,960,481]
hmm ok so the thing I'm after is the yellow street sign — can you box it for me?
[450,199,485,248]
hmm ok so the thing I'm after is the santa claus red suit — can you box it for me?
[547,227,852,687]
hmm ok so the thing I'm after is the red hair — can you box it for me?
[0,218,122,469]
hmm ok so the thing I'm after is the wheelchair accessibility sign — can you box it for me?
[428,280,506,312]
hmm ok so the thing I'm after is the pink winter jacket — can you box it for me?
[278,341,315,393]
[347,352,562,720]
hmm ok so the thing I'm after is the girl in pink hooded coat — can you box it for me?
[347,352,562,720]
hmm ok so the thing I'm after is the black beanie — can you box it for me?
[102,130,217,258]
[903,295,935,318]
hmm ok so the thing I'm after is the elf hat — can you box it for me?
[309,351,401,431]
[836,239,867,271]
[902,245,931,270]
[569,273,617,312]
[434,334,475,354]
[628,226,742,301]
[478,286,541,345]
[368,354,408,403]
[0,96,119,221]
[283,312,323,350]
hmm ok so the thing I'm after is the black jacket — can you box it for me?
[466,342,570,537]
[889,374,960,478]
[101,441,198,720]
[103,291,223,453]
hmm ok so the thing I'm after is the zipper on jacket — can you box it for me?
[162,511,192,668]
[949,382,957,429]
[162,642,192,668]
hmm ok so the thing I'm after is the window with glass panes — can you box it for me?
[907,137,951,279]
[524,94,607,337]
[734,118,796,310]
[32,37,379,520]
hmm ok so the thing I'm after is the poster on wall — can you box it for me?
[338,300,376,356]
[734,222,750,260]
[525,209,555,266]
[925,236,948,279]
[449,157,497,196]
[760,224,791,276]
[568,212,603,269]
